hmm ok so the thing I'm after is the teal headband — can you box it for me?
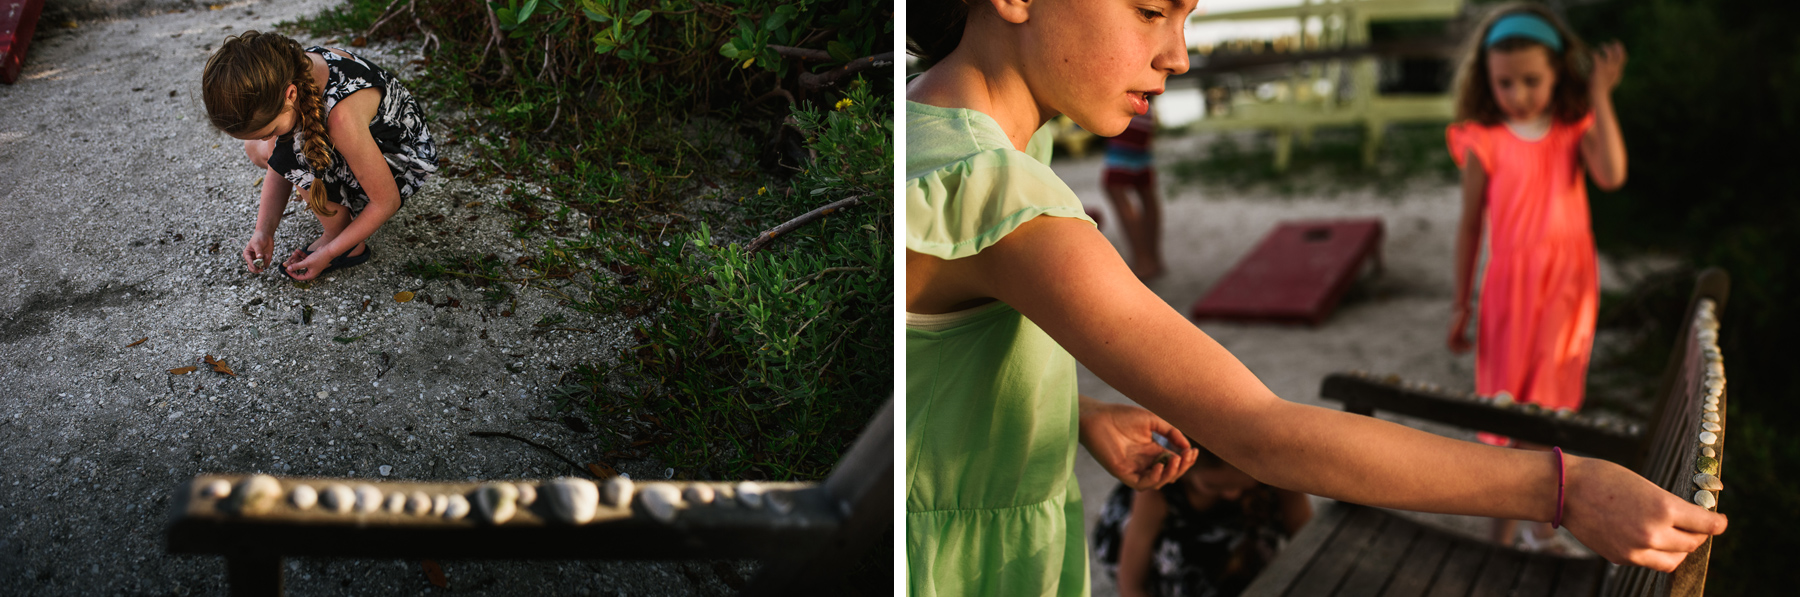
[1485,14,1563,53]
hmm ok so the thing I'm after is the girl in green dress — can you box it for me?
[904,0,1726,595]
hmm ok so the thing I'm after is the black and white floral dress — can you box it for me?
[267,46,437,214]
[1092,483,1294,597]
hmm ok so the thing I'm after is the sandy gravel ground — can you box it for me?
[0,2,749,594]
[1056,135,1607,596]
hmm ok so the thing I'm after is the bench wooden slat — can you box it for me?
[1335,511,1424,597]
[1468,546,1527,597]
[1376,526,1454,597]
[1552,558,1604,597]
[1422,540,1492,597]
[1242,500,1355,596]
[1322,375,1641,463]
[1288,505,1390,596]
[1511,554,1559,596]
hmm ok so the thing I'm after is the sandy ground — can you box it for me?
[1057,134,1603,596]
[0,2,753,594]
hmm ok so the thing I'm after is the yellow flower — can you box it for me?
[835,98,854,111]
[757,186,767,196]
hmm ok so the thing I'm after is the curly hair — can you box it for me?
[202,31,338,217]
[1451,3,1591,125]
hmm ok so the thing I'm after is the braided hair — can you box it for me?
[203,31,338,217]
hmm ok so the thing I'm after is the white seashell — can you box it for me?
[1694,490,1717,509]
[1703,446,1716,458]
[767,490,795,515]
[683,484,715,505]
[516,483,537,506]
[1554,408,1574,419]
[639,483,682,523]
[444,494,471,520]
[354,484,383,513]
[322,484,356,514]
[476,483,520,524]
[232,475,283,515]
[431,494,449,516]
[384,492,406,513]
[1699,431,1718,445]
[1702,421,1722,432]
[1493,392,1514,407]
[378,465,392,477]
[1703,412,1721,423]
[1704,402,1718,412]
[290,485,318,510]
[545,478,600,524]
[1693,473,1723,491]
[601,477,634,508]
[202,480,232,499]
[737,482,765,508]
[406,491,432,515]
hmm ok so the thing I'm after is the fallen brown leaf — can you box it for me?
[422,560,448,588]
[203,355,237,376]
[587,462,618,478]
[126,338,147,348]
[169,366,197,375]
[394,291,415,303]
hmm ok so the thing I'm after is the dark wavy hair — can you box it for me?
[906,0,973,66]
[1451,2,1592,125]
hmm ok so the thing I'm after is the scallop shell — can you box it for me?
[1702,421,1721,432]
[320,484,356,514]
[431,494,449,516]
[1696,455,1721,476]
[1703,402,1718,412]
[683,484,715,505]
[476,483,520,524]
[1693,473,1723,492]
[1694,490,1717,509]
[1700,431,1718,445]
[737,482,765,508]
[384,492,406,513]
[201,480,232,499]
[601,477,634,508]
[1703,412,1720,423]
[406,491,432,515]
[516,483,537,506]
[639,483,682,523]
[230,475,283,515]
[766,490,795,515]
[1703,446,1717,458]
[354,484,383,514]
[545,478,600,524]
[444,494,471,520]
[290,485,318,510]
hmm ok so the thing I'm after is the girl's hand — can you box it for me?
[1590,41,1628,95]
[243,233,274,273]
[1446,305,1473,354]
[1563,455,1727,572]
[1078,397,1197,490]
[282,248,329,281]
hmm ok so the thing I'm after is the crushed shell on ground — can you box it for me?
[289,485,318,510]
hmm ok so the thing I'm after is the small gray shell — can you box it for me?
[290,484,318,510]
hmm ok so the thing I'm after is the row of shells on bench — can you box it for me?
[202,476,791,524]
[1342,371,1641,434]
[1690,299,1724,509]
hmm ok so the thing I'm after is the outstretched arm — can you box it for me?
[243,167,294,273]
[1582,42,1629,190]
[934,216,1724,571]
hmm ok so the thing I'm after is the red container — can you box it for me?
[1,0,45,84]
[1189,218,1384,326]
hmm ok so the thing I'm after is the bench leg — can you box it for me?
[226,555,284,597]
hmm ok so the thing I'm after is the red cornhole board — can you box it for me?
[1190,218,1383,326]
[2,0,45,84]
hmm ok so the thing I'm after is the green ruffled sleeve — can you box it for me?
[905,140,1095,260]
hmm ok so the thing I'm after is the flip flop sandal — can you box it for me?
[279,245,373,279]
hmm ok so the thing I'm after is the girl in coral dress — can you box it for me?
[1444,4,1629,550]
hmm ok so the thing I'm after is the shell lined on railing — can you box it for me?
[1689,299,1725,510]
[1341,370,1642,435]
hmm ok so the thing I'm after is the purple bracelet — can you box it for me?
[1552,446,1566,529]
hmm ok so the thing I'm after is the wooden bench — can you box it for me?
[166,399,892,596]
[1244,269,1730,596]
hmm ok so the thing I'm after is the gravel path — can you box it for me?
[0,2,743,594]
